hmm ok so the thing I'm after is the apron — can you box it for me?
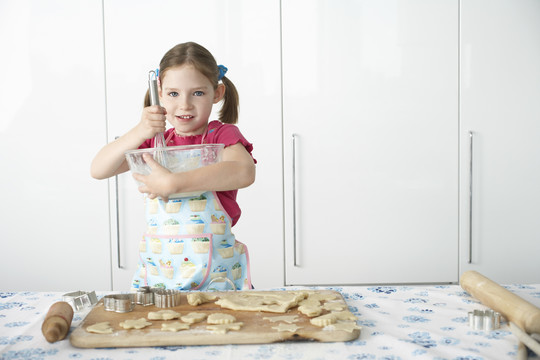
[131,191,252,291]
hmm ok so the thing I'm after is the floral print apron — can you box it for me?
[131,191,251,291]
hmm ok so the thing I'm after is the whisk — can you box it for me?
[148,70,168,166]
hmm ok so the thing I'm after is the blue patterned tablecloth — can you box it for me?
[1,285,539,360]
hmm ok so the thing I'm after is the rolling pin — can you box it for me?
[41,301,74,343]
[460,270,540,334]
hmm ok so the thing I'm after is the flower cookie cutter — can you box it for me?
[468,309,501,331]
[62,291,98,312]
[153,289,182,308]
[103,294,135,313]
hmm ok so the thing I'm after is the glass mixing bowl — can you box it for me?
[125,144,224,199]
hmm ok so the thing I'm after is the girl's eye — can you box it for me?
[193,91,204,96]
[168,91,179,97]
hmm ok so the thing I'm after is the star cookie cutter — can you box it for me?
[62,291,98,312]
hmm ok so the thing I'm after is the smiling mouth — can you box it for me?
[176,115,193,121]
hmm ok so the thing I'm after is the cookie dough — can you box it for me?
[161,322,190,332]
[332,311,358,321]
[180,312,207,324]
[187,292,217,306]
[206,322,244,334]
[310,313,337,327]
[86,321,113,334]
[148,310,181,320]
[119,318,152,330]
[263,315,299,324]
[272,323,302,332]
[327,322,362,333]
[298,304,322,317]
[215,291,308,313]
[207,313,236,324]
[323,302,346,311]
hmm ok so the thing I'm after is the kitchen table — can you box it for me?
[1,284,539,360]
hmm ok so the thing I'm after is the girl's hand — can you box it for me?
[133,153,175,202]
[136,105,167,141]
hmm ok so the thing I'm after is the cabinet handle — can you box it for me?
[114,136,123,269]
[292,133,299,267]
[468,131,474,264]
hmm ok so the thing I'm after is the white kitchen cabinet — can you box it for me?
[103,0,283,290]
[459,0,540,283]
[282,0,459,285]
[0,0,110,291]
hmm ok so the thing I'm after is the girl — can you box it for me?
[91,42,255,291]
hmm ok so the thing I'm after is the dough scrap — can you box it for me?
[305,292,338,302]
[180,312,207,324]
[298,304,322,317]
[148,310,181,320]
[263,315,299,324]
[272,323,302,332]
[187,292,217,306]
[207,313,236,324]
[299,298,321,307]
[327,322,361,333]
[310,313,337,327]
[86,321,113,334]
[323,302,346,311]
[215,291,308,313]
[161,321,190,332]
[119,318,152,330]
[206,322,244,334]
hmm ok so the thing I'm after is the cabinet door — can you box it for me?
[0,0,110,291]
[104,0,283,290]
[282,1,459,285]
[460,0,540,283]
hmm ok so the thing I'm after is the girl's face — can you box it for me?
[159,65,224,136]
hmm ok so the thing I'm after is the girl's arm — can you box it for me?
[133,142,256,201]
[90,105,167,179]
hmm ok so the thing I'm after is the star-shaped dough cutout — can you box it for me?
[263,315,299,324]
[119,318,152,329]
[206,322,244,334]
[161,322,190,332]
[272,323,302,332]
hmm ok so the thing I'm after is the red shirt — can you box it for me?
[139,121,255,226]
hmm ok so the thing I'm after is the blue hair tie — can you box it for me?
[217,65,228,81]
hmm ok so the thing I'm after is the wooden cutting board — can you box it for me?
[70,290,360,348]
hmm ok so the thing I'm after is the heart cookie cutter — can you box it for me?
[135,286,154,306]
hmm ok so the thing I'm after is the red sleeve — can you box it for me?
[210,122,257,164]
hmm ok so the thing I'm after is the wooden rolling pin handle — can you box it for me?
[460,271,540,334]
[41,301,74,343]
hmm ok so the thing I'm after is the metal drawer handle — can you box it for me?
[292,133,299,267]
[468,131,474,264]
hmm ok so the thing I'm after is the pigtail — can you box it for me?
[219,76,239,124]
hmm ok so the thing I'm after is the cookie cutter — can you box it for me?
[62,291,98,312]
[103,294,135,313]
[153,289,182,308]
[134,286,154,306]
[468,309,501,331]
[207,277,237,291]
